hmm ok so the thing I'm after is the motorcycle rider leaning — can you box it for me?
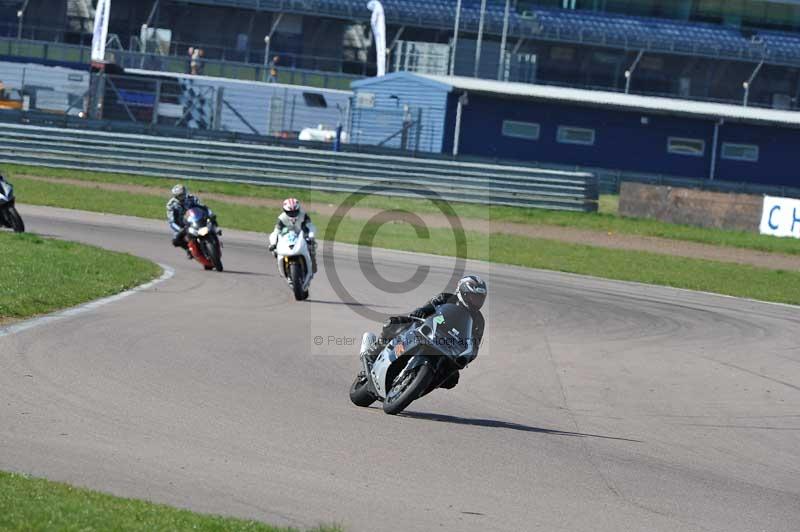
[362,275,487,390]
[268,198,318,273]
[166,184,217,257]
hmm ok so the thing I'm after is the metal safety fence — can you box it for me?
[0,122,598,211]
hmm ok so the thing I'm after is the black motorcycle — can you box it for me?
[0,177,24,233]
[349,303,477,415]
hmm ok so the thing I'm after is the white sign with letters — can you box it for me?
[760,195,800,238]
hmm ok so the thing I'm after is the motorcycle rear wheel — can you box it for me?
[349,374,376,407]
[383,364,434,415]
[6,206,24,233]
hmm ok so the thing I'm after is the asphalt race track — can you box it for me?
[2,205,799,532]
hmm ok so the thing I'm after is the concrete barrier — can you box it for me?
[619,182,762,232]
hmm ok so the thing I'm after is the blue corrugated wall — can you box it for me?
[350,75,449,152]
[444,93,800,187]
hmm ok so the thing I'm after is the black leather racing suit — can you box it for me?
[368,293,485,390]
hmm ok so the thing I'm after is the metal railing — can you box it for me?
[0,36,360,90]
[0,122,598,211]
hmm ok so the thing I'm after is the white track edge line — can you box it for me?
[0,263,175,338]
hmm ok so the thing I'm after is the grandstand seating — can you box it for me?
[527,8,764,58]
[759,30,800,65]
[0,1,17,25]
[179,0,800,66]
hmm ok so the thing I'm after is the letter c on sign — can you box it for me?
[768,205,781,230]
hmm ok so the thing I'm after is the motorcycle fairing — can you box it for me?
[368,305,475,399]
[0,181,13,205]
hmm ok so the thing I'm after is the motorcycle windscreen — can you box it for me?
[421,303,476,364]
[284,230,299,244]
[0,182,10,202]
[277,230,305,255]
[184,207,206,225]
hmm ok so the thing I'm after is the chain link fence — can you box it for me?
[0,60,438,155]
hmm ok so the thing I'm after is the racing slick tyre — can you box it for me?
[349,374,377,407]
[6,206,24,233]
[383,364,434,415]
[205,237,223,272]
[289,261,304,301]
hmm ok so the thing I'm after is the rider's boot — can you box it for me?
[308,240,318,273]
[439,371,460,390]
[362,338,383,365]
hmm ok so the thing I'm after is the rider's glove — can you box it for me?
[409,308,427,319]
[268,243,276,252]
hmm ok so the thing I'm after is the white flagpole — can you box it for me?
[449,0,462,76]
[91,0,111,63]
[367,1,386,77]
[498,0,511,80]
[473,0,487,77]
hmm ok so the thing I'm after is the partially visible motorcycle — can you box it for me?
[273,226,313,301]
[349,303,477,415]
[0,177,24,232]
[184,206,223,272]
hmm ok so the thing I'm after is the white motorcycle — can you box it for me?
[0,178,24,233]
[273,227,313,301]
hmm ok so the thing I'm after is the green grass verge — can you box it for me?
[11,177,800,305]
[6,164,799,256]
[0,471,339,532]
[0,232,161,321]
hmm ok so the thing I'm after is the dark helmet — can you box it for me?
[456,275,487,311]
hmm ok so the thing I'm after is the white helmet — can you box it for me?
[172,184,187,202]
[282,197,302,220]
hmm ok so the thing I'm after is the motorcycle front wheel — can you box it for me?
[383,364,434,415]
[6,206,24,233]
[289,261,305,301]
[204,237,223,272]
[349,374,376,407]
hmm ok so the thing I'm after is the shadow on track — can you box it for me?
[400,411,642,443]
[305,299,391,308]
[223,270,270,277]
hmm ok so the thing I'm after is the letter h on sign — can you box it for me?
[793,208,800,233]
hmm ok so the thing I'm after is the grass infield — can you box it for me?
[5,164,799,257]
[0,471,340,532]
[0,232,161,322]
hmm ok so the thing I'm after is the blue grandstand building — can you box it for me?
[352,71,800,188]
